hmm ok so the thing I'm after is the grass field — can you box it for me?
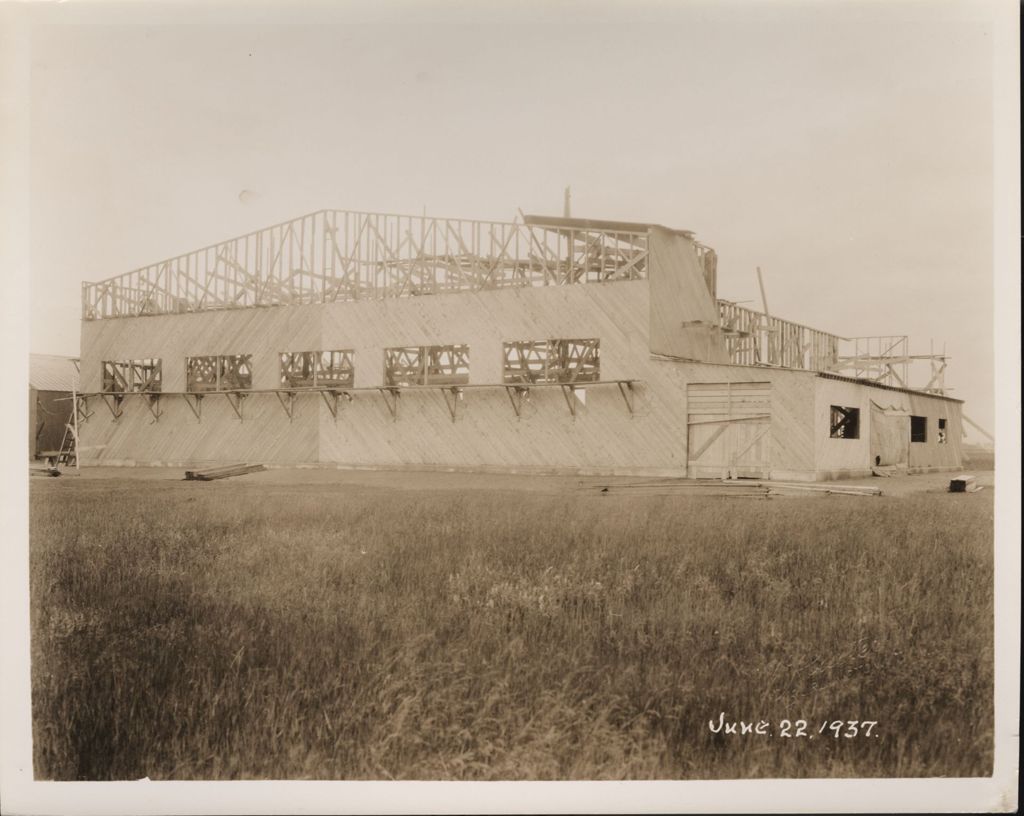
[30,471,994,780]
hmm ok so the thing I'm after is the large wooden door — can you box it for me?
[686,382,772,478]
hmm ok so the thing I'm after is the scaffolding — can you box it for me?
[717,302,948,394]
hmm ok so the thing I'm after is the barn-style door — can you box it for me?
[686,382,772,479]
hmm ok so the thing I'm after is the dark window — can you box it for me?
[938,418,947,444]
[829,405,860,439]
[503,338,600,384]
[384,345,469,386]
[280,350,354,388]
[910,415,928,443]
[101,359,162,393]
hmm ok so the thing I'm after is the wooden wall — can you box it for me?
[78,276,959,480]
[814,378,873,476]
[658,361,817,479]
[647,227,730,363]
[813,378,963,476]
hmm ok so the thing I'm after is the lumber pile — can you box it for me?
[948,474,981,493]
[585,478,881,498]
[184,463,266,481]
[764,481,881,497]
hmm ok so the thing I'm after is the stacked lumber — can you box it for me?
[583,478,881,498]
[764,481,882,497]
[184,463,266,481]
[588,479,769,498]
[948,474,981,493]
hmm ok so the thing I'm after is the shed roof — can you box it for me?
[29,354,80,392]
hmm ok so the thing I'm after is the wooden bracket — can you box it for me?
[76,395,94,425]
[275,391,296,421]
[378,387,400,421]
[101,394,124,421]
[224,392,246,421]
[145,393,162,422]
[560,384,578,419]
[183,393,204,422]
[320,389,353,421]
[320,389,338,420]
[505,385,529,419]
[617,381,635,417]
[441,387,462,422]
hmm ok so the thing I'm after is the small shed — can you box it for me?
[29,354,79,460]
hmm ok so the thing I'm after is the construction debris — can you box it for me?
[948,474,980,493]
[184,463,266,481]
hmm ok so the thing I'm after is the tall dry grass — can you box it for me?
[30,481,993,779]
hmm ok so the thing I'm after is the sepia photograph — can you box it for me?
[1,0,1018,813]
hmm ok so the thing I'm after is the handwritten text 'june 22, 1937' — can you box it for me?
[707,713,880,739]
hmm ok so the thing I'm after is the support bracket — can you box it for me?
[505,385,529,419]
[616,380,635,417]
[225,392,246,421]
[183,393,204,422]
[275,391,296,421]
[378,387,400,421]
[560,384,578,419]
[101,394,124,421]
[320,389,353,421]
[76,395,94,425]
[441,387,463,422]
[145,393,162,422]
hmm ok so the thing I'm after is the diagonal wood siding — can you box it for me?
[78,277,961,479]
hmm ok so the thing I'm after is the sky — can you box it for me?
[25,1,998,438]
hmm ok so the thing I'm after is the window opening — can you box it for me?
[384,345,469,387]
[101,359,162,393]
[503,338,600,384]
[829,405,860,439]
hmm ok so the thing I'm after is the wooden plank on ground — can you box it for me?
[185,463,266,481]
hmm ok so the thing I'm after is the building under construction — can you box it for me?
[75,208,963,479]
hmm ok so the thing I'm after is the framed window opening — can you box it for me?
[384,345,469,387]
[829,405,860,439]
[101,359,162,393]
[503,338,600,384]
[187,354,252,392]
[910,415,928,443]
[280,350,355,388]
[938,417,947,444]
